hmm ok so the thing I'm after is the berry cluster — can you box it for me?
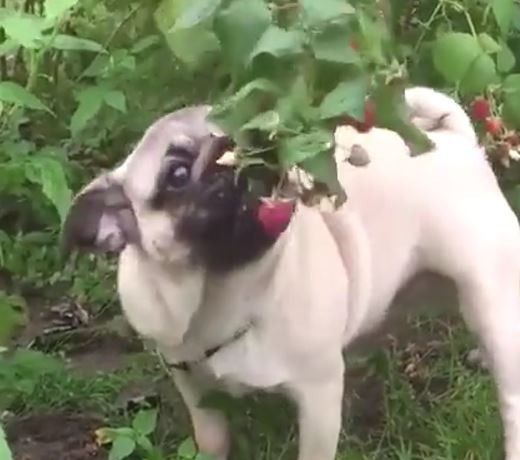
[469,97,520,167]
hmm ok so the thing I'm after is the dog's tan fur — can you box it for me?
[65,88,520,460]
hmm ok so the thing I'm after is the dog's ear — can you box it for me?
[61,173,139,256]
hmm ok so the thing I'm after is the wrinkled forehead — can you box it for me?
[115,105,223,200]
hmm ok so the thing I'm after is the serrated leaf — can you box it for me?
[70,86,105,136]
[372,80,434,155]
[50,34,105,52]
[172,0,222,31]
[492,0,514,35]
[0,81,51,112]
[44,0,79,20]
[249,26,304,63]
[433,33,482,83]
[319,78,367,120]
[109,436,136,460]
[241,111,280,132]
[25,155,72,222]
[478,33,501,54]
[278,129,333,167]
[460,53,498,96]
[132,409,157,436]
[214,0,271,74]
[300,0,354,27]
[312,24,360,64]
[178,437,197,459]
[103,90,126,112]
[0,13,46,48]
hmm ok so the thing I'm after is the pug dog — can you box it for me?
[62,88,520,460]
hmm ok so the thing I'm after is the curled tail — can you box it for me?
[405,86,478,146]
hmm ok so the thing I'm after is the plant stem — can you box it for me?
[414,1,443,53]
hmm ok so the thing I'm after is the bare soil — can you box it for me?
[6,413,107,460]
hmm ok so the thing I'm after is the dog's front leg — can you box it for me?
[172,369,230,460]
[291,364,345,460]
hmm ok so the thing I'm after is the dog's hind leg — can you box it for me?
[172,369,230,460]
[457,261,520,459]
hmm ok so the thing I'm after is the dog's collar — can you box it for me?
[166,321,253,372]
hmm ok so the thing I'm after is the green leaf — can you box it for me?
[103,90,127,112]
[0,81,51,112]
[167,28,220,66]
[319,78,367,120]
[109,436,136,460]
[278,129,333,167]
[492,0,514,35]
[178,437,197,459]
[25,155,72,223]
[214,0,271,74]
[300,0,354,27]
[478,33,501,54]
[459,53,498,96]
[132,409,158,436]
[276,75,314,128]
[154,0,219,67]
[497,40,516,73]
[312,25,360,64]
[172,0,222,31]
[50,34,105,52]
[131,35,160,54]
[249,26,304,63]
[241,110,280,132]
[44,0,79,20]
[357,9,386,64]
[433,33,482,83]
[0,292,27,346]
[372,79,434,155]
[502,74,520,127]
[300,151,343,196]
[0,39,18,57]
[0,13,46,48]
[70,86,105,136]
[210,79,280,134]
[0,425,13,460]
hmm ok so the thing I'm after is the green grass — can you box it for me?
[1,315,504,460]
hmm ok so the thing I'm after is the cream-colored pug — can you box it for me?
[63,88,520,460]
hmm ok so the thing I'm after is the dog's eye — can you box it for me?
[166,163,191,190]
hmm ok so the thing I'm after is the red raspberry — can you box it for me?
[471,98,491,121]
[256,200,294,238]
[485,117,503,137]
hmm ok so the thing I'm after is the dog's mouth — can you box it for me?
[176,161,294,270]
